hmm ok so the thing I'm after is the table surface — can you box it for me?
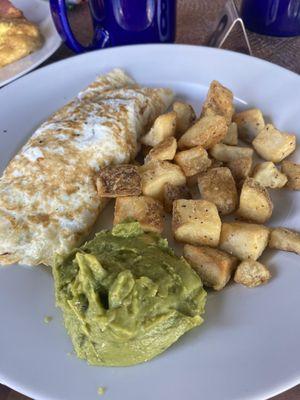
[1,0,300,399]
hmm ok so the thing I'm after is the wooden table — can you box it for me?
[1,0,299,399]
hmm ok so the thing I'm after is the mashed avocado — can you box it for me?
[53,222,206,366]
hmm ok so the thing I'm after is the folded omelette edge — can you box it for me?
[0,69,174,266]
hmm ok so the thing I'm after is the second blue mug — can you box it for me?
[50,0,177,53]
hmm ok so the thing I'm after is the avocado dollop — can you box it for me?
[53,222,206,366]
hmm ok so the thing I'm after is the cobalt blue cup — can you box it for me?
[241,0,300,37]
[50,0,177,53]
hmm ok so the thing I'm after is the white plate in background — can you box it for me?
[0,0,61,87]
[0,45,300,400]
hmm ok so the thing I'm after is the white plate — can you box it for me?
[0,44,300,400]
[0,0,61,87]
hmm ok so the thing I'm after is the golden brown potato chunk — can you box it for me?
[178,115,227,150]
[96,165,141,197]
[184,244,238,290]
[163,183,191,213]
[210,143,253,162]
[269,228,300,255]
[237,178,273,223]
[201,80,234,125]
[141,111,177,147]
[252,162,287,189]
[252,124,296,163]
[197,167,238,215]
[140,160,186,201]
[172,199,221,246]
[114,196,164,233]
[227,157,252,187]
[234,260,271,287]
[145,136,177,163]
[233,108,265,143]
[281,161,300,190]
[222,122,238,145]
[174,146,212,177]
[173,101,196,136]
[219,222,269,260]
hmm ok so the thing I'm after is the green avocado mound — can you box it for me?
[53,222,206,366]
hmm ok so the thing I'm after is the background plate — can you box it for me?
[0,0,61,87]
[0,44,300,400]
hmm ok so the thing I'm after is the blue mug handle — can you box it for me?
[49,0,109,53]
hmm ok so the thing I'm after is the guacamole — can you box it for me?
[53,222,206,366]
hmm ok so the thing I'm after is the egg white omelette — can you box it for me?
[0,69,173,265]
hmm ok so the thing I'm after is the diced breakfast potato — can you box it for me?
[114,196,164,233]
[237,178,273,223]
[145,137,177,163]
[172,101,196,136]
[252,162,287,189]
[234,260,271,287]
[252,124,296,163]
[141,111,177,147]
[174,146,212,177]
[233,108,265,143]
[222,122,238,145]
[140,160,186,201]
[172,199,221,246]
[227,157,252,187]
[178,115,227,150]
[197,167,238,215]
[201,80,234,125]
[219,222,269,260]
[163,183,191,213]
[96,165,141,197]
[186,173,201,187]
[269,227,300,255]
[281,161,300,190]
[184,244,238,291]
[210,143,253,162]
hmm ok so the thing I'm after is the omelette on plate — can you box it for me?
[0,0,43,68]
[0,69,173,266]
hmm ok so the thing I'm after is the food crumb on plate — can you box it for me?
[97,387,106,396]
[43,316,53,324]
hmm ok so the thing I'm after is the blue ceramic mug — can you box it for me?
[50,0,177,53]
[241,0,300,37]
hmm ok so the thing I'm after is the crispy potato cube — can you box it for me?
[234,260,271,287]
[172,199,221,246]
[141,111,177,147]
[173,101,196,136]
[140,160,186,201]
[233,108,265,143]
[252,124,296,163]
[281,161,300,190]
[252,162,287,189]
[227,157,252,187]
[197,167,238,215]
[222,122,238,145]
[210,143,253,162]
[201,80,234,125]
[237,178,273,223]
[269,227,300,255]
[163,183,191,213]
[174,146,212,177]
[145,137,177,163]
[114,196,164,233]
[219,222,269,260]
[96,165,141,197]
[178,115,227,150]
[184,244,238,290]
